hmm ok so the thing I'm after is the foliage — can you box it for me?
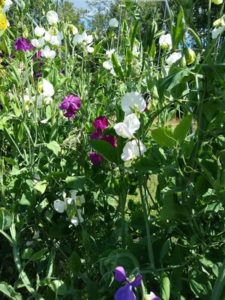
[0,0,225,299]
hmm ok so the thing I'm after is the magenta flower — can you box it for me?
[89,152,103,165]
[102,135,117,148]
[114,266,142,300]
[90,130,102,140]
[93,116,108,130]
[59,95,81,119]
[15,38,34,52]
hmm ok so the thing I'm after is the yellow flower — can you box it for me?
[0,10,8,30]
[212,0,223,5]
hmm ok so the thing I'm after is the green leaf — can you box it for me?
[30,248,48,262]
[90,139,119,163]
[151,127,176,148]
[34,180,48,194]
[0,208,12,230]
[65,176,86,190]
[161,274,170,300]
[46,141,61,156]
[0,282,22,300]
[173,115,192,143]
[172,8,186,49]
[111,53,124,79]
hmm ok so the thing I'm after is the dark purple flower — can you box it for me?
[59,95,81,119]
[89,152,103,165]
[90,130,102,140]
[93,116,108,131]
[102,135,117,148]
[114,266,142,300]
[15,37,34,52]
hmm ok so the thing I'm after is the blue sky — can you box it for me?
[71,0,89,9]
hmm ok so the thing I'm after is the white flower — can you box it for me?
[106,49,116,58]
[3,0,12,12]
[165,52,182,65]
[212,26,225,39]
[42,79,54,97]
[109,18,119,28]
[41,46,56,59]
[49,32,63,46]
[121,140,146,161]
[87,46,94,53]
[31,38,45,49]
[103,60,113,70]
[34,26,45,37]
[159,33,172,50]
[121,92,146,115]
[114,113,140,139]
[46,10,59,25]
[71,216,79,226]
[82,31,93,44]
[73,34,84,45]
[54,199,66,213]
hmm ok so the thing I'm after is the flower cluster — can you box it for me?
[30,11,62,59]
[59,95,81,119]
[54,191,85,227]
[89,116,117,165]
[114,92,147,161]
[73,30,94,53]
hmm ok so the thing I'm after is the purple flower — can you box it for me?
[93,116,108,131]
[15,38,34,52]
[114,266,142,300]
[89,152,103,165]
[59,95,81,119]
[90,130,102,140]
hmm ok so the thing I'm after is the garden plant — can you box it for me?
[0,0,225,299]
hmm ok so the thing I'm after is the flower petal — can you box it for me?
[114,266,127,282]
[130,274,142,287]
[114,284,136,300]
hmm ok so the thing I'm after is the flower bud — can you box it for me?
[185,48,196,65]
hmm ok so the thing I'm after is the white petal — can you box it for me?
[46,11,59,25]
[114,122,133,138]
[54,199,66,213]
[73,34,84,45]
[71,217,79,226]
[109,18,119,28]
[31,38,45,48]
[121,92,146,115]
[159,33,172,49]
[165,52,182,65]
[121,140,146,161]
[42,79,54,97]
[34,26,45,37]
[103,60,113,70]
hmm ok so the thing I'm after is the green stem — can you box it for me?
[139,178,155,269]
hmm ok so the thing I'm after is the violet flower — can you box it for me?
[89,152,103,165]
[114,266,142,300]
[93,116,108,131]
[59,95,81,119]
[15,37,34,51]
